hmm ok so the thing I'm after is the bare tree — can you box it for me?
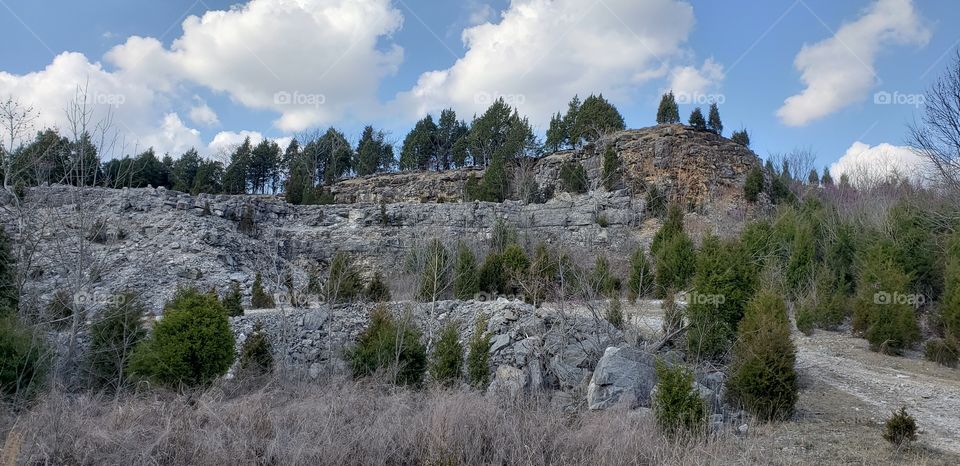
[909,50,960,194]
[0,96,38,196]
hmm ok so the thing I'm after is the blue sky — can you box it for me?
[1,0,957,178]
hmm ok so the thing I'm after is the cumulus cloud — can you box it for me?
[0,0,405,156]
[777,0,930,126]
[667,58,725,105]
[830,141,930,186]
[396,0,695,126]
[466,1,496,25]
[206,130,292,159]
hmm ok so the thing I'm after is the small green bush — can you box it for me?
[942,231,960,341]
[743,165,764,202]
[601,147,620,191]
[348,306,427,387]
[478,253,506,295]
[590,255,619,298]
[86,293,146,392]
[558,160,588,194]
[364,272,392,303]
[326,252,364,303]
[501,244,531,293]
[222,281,244,317]
[653,359,706,436]
[453,243,481,300]
[627,247,654,303]
[728,290,798,421]
[606,298,624,330]
[0,317,48,401]
[466,316,492,388]
[883,407,918,447]
[250,273,275,309]
[239,321,273,376]
[924,338,958,368]
[651,205,684,258]
[645,185,668,218]
[853,243,920,355]
[128,288,235,389]
[654,233,695,299]
[430,322,463,386]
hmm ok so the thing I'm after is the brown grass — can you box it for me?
[0,375,774,466]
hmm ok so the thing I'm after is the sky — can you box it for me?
[0,0,957,180]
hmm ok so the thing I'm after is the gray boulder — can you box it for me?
[586,346,658,410]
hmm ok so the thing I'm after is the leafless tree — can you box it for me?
[909,50,960,195]
[0,96,38,196]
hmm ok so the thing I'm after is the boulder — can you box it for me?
[587,346,658,410]
[487,365,527,401]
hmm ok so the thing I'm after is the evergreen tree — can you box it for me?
[807,168,820,186]
[67,132,103,187]
[561,95,582,148]
[656,92,680,124]
[601,147,621,191]
[128,288,235,389]
[688,107,707,131]
[325,251,364,303]
[573,94,626,143]
[364,272,392,303]
[821,167,834,186]
[558,160,588,193]
[348,306,427,387]
[0,228,18,316]
[223,137,253,194]
[250,273,275,309]
[248,139,281,194]
[222,281,244,317]
[356,126,395,176]
[707,103,723,135]
[545,112,567,153]
[85,293,145,392]
[728,290,798,421]
[731,129,751,147]
[316,128,353,185]
[453,243,481,299]
[466,316,491,387]
[191,160,223,195]
[419,239,450,301]
[400,115,437,171]
[430,322,463,386]
[943,231,960,343]
[627,247,654,303]
[744,165,764,202]
[172,148,202,192]
[239,321,273,376]
[435,109,468,170]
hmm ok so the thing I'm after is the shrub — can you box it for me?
[128,288,236,389]
[853,242,920,355]
[325,252,364,303]
[606,298,624,330]
[466,316,492,388]
[0,317,48,401]
[727,290,798,421]
[453,243,480,299]
[348,306,427,387]
[430,322,463,386]
[654,233,695,298]
[601,147,620,191]
[222,281,244,317]
[688,108,706,131]
[686,236,757,361]
[653,360,706,436]
[786,222,816,296]
[0,228,17,316]
[250,273,275,309]
[419,239,450,302]
[740,220,773,265]
[86,293,146,392]
[627,247,654,303]
[239,321,273,376]
[46,290,75,329]
[651,205,684,258]
[943,231,960,341]
[924,338,958,367]
[744,165,764,203]
[364,272,392,302]
[489,219,518,254]
[823,221,857,295]
[558,160,588,194]
[501,244,531,292]
[644,185,668,218]
[731,128,750,147]
[883,407,918,447]
[590,255,618,298]
[887,202,941,298]
[478,253,506,295]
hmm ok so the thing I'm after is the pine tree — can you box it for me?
[601,147,621,191]
[807,168,820,186]
[731,128,751,147]
[574,94,626,144]
[561,95,582,149]
[223,137,253,194]
[821,167,834,186]
[430,322,463,386]
[453,243,480,299]
[0,228,17,316]
[250,273,275,309]
[466,316,491,387]
[707,103,723,135]
[545,112,567,153]
[435,109,468,170]
[400,116,437,171]
[239,321,273,376]
[222,281,244,317]
[688,107,707,131]
[656,92,680,124]
[744,165,764,202]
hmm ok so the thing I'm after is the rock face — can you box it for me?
[586,346,659,410]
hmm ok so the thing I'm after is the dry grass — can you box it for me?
[0,375,951,465]
[0,375,772,466]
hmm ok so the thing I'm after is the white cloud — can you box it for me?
[396,0,695,126]
[0,0,405,157]
[777,0,930,126]
[206,130,292,159]
[466,1,496,25]
[830,141,930,186]
[189,96,220,127]
[667,58,725,105]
